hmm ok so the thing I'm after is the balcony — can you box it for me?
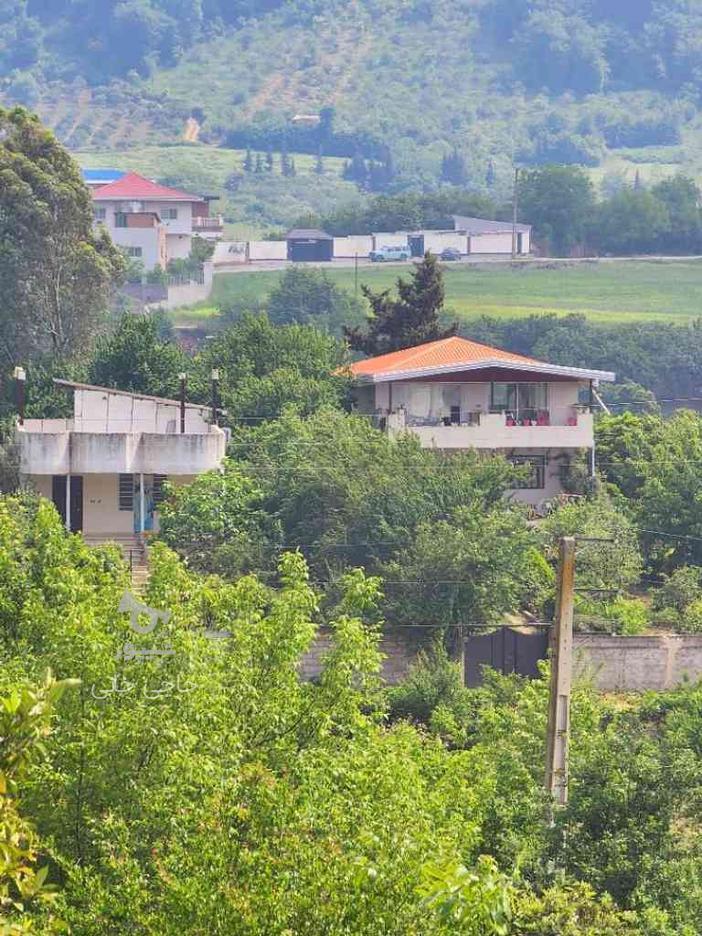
[384,408,594,450]
[192,215,224,239]
[17,423,226,476]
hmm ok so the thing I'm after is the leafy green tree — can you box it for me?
[594,188,670,255]
[266,265,365,331]
[202,312,351,420]
[0,107,124,363]
[519,165,596,256]
[88,313,189,398]
[345,253,456,355]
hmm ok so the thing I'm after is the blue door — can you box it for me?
[133,476,155,533]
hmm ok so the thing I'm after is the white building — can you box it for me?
[452,216,531,256]
[16,380,226,539]
[348,336,614,505]
[91,172,209,270]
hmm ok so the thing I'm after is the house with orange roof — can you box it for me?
[91,172,216,270]
[347,335,615,504]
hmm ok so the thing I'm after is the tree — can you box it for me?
[518,165,596,256]
[265,147,274,172]
[651,175,702,254]
[243,147,253,172]
[254,152,263,173]
[315,149,324,175]
[345,253,457,356]
[0,107,124,363]
[440,149,468,186]
[266,265,365,331]
[594,188,670,255]
[88,313,189,399]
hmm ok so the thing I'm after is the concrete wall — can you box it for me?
[74,389,211,434]
[372,232,409,249]
[333,235,374,258]
[248,240,287,261]
[110,226,162,270]
[469,233,515,255]
[156,282,210,310]
[165,232,192,261]
[423,231,468,254]
[301,629,702,691]
[573,634,702,691]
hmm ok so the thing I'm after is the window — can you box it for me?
[118,474,134,510]
[491,382,548,419]
[124,246,142,258]
[152,475,168,506]
[162,207,178,220]
[93,207,106,221]
[509,455,546,490]
[115,212,128,228]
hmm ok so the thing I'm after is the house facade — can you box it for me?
[349,336,614,504]
[452,216,532,256]
[16,380,226,539]
[91,172,210,270]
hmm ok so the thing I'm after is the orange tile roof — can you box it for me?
[348,336,544,378]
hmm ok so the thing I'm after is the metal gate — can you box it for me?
[464,626,549,687]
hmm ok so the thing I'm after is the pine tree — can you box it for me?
[440,148,468,186]
[315,148,324,175]
[289,158,296,177]
[243,147,253,172]
[254,153,264,173]
[486,159,496,188]
[265,147,274,172]
[634,169,642,190]
[344,253,457,356]
[281,141,291,177]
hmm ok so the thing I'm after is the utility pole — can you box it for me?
[354,253,359,298]
[511,167,520,261]
[545,536,576,820]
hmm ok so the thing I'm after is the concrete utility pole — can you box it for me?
[511,167,520,261]
[545,536,576,818]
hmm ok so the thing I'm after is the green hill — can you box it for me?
[4,1,702,213]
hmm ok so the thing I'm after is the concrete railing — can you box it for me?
[388,409,594,450]
[18,428,226,476]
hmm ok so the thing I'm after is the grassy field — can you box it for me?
[203,259,702,326]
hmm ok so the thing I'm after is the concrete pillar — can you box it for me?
[65,473,71,532]
[139,472,145,535]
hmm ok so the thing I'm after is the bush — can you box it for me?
[653,566,702,614]
[679,598,702,634]
[576,596,649,635]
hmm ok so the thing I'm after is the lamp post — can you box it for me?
[179,372,187,434]
[13,366,26,426]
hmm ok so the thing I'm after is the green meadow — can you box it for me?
[195,259,702,327]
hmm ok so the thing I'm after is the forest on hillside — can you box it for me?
[2,0,702,177]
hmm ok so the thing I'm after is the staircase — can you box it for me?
[82,534,150,591]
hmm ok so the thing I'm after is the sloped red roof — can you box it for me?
[347,335,615,383]
[92,172,204,202]
[349,336,540,376]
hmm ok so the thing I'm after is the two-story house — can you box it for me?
[16,380,226,541]
[91,172,207,269]
[348,336,615,504]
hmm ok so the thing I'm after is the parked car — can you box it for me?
[440,247,462,261]
[369,245,411,262]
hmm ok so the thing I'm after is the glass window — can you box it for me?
[162,207,178,220]
[93,207,106,221]
[152,475,168,506]
[491,382,547,416]
[125,247,142,258]
[115,212,128,228]
[509,455,546,490]
[118,474,134,510]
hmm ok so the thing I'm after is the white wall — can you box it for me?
[423,232,468,254]
[74,388,211,434]
[468,231,530,255]
[110,227,162,270]
[333,235,374,258]
[166,232,192,261]
[248,240,287,261]
[372,232,409,249]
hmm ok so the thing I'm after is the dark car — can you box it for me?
[440,247,462,261]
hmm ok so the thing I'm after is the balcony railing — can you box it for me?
[192,216,224,231]
[378,407,593,449]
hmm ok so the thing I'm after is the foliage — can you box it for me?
[518,166,596,256]
[265,265,365,332]
[88,312,188,399]
[201,312,351,420]
[0,671,79,934]
[0,107,124,364]
[345,253,456,356]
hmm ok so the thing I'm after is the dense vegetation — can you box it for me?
[3,0,702,193]
[1,497,702,932]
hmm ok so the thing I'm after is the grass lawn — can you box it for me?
[206,259,702,325]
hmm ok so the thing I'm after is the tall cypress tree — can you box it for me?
[344,253,457,356]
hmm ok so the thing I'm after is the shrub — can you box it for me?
[653,566,702,614]
[679,598,702,634]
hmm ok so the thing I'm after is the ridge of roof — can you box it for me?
[91,171,204,202]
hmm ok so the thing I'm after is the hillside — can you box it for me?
[4,1,702,208]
